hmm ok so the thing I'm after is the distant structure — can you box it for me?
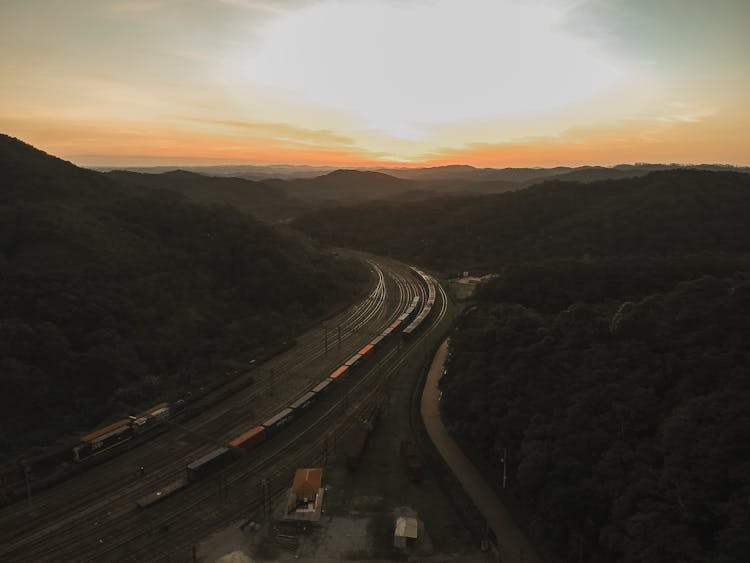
[393,516,419,548]
[284,467,324,521]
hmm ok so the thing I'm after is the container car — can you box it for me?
[344,354,361,369]
[79,419,131,444]
[329,365,349,380]
[262,407,295,435]
[229,426,266,453]
[358,343,375,358]
[289,391,317,413]
[312,378,334,395]
[369,334,385,348]
[186,447,233,482]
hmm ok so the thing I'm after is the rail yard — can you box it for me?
[0,254,450,562]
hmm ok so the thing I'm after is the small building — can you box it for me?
[292,467,322,505]
[284,467,324,521]
[393,516,419,548]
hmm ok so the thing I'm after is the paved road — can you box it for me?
[421,339,544,563]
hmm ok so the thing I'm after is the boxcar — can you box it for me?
[186,447,233,482]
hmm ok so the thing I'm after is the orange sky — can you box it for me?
[1,0,748,167]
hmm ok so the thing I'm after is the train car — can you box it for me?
[400,440,424,482]
[79,418,131,444]
[229,426,266,454]
[131,402,171,434]
[289,391,317,414]
[73,424,134,462]
[358,343,375,358]
[311,378,334,396]
[262,407,295,436]
[369,334,385,348]
[380,326,394,339]
[186,447,233,482]
[329,365,349,381]
[344,353,361,370]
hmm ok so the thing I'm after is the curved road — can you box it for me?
[421,339,543,563]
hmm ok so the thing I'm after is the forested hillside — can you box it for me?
[442,268,750,563]
[0,135,367,456]
[294,170,750,271]
[107,169,308,222]
[296,169,750,562]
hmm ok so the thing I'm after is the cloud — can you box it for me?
[183,117,357,146]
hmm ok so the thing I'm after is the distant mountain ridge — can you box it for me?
[0,133,366,451]
[94,161,750,184]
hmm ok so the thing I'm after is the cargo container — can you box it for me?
[390,320,402,329]
[344,354,361,368]
[358,343,375,357]
[400,440,424,482]
[312,378,334,395]
[290,391,317,413]
[74,425,134,462]
[186,447,233,482]
[229,426,266,452]
[346,428,370,470]
[329,365,349,380]
[369,334,385,348]
[80,418,131,443]
[380,327,394,338]
[262,407,294,434]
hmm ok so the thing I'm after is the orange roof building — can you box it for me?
[292,467,322,503]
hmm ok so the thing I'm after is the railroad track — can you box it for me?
[0,257,430,561]
[77,267,447,562]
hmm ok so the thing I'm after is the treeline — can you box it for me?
[441,264,750,562]
[294,169,750,561]
[0,135,367,457]
[294,170,750,272]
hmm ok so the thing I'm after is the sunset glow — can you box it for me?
[1,0,748,167]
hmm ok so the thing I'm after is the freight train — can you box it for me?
[1,401,183,492]
[183,269,437,484]
[2,268,437,501]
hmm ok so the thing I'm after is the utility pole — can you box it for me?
[261,477,269,521]
[502,448,507,489]
[24,466,32,510]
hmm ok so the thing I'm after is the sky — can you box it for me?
[1,0,748,167]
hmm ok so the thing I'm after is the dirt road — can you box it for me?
[421,339,544,563]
